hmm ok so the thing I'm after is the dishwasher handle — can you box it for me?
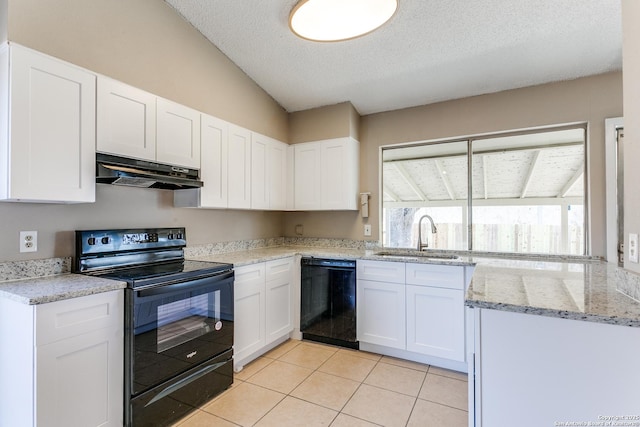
[301,257,356,269]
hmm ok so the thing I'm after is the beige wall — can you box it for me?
[623,0,640,273]
[289,102,359,143]
[0,0,287,262]
[284,72,623,258]
[0,0,7,42]
[7,0,288,140]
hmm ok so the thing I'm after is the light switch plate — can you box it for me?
[629,233,638,263]
[364,224,372,236]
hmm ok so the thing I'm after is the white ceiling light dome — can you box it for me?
[289,0,398,42]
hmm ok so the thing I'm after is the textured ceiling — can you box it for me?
[165,0,622,115]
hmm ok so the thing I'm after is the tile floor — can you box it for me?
[172,340,469,427]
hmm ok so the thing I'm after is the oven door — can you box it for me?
[128,270,234,396]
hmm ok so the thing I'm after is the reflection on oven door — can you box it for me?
[131,277,234,396]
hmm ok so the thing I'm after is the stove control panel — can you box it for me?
[76,227,187,256]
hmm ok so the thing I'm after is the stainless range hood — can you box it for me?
[96,153,204,190]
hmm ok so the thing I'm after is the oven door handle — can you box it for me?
[136,270,234,297]
[144,360,227,407]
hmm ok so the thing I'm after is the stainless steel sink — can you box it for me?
[374,252,460,261]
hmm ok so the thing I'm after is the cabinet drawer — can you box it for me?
[36,290,123,346]
[234,263,266,286]
[405,263,464,290]
[357,260,405,283]
[265,257,293,283]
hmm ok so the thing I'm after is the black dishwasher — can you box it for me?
[300,258,358,349]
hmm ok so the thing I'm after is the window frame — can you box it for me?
[379,122,589,255]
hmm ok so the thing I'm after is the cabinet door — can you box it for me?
[357,279,405,349]
[37,325,123,427]
[265,258,294,344]
[252,134,287,210]
[406,285,465,361]
[294,142,322,210]
[268,139,288,210]
[96,76,156,162]
[228,124,252,209]
[321,138,359,210]
[199,114,228,208]
[251,133,269,210]
[233,264,266,366]
[3,44,96,202]
[156,98,201,169]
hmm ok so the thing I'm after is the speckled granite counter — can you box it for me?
[0,274,126,305]
[5,242,640,325]
[466,258,640,327]
[189,245,640,328]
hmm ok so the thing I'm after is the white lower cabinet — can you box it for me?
[406,284,464,361]
[357,260,467,371]
[357,279,406,349]
[234,257,294,369]
[0,290,124,427]
[233,262,266,366]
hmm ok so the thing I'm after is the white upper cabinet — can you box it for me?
[228,124,252,209]
[97,77,156,161]
[156,98,200,168]
[174,117,258,210]
[197,114,228,208]
[0,43,96,203]
[294,141,322,210]
[294,137,359,210]
[251,132,287,210]
[321,138,359,210]
[96,76,200,169]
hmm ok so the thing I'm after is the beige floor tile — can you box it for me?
[380,355,429,372]
[171,409,197,427]
[255,396,338,427]
[176,409,240,427]
[318,351,377,382]
[263,339,301,359]
[419,374,468,411]
[234,356,273,381]
[290,371,360,411]
[342,384,416,427]
[364,362,426,396]
[279,342,337,369]
[428,365,468,381]
[246,360,313,394]
[337,347,382,362]
[407,399,468,427]
[330,413,381,427]
[202,382,285,426]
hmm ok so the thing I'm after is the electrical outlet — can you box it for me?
[630,234,639,263]
[364,224,372,236]
[20,231,38,253]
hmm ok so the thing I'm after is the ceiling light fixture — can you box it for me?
[289,0,398,42]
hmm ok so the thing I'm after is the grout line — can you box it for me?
[189,339,468,426]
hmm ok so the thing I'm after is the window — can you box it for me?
[381,125,587,255]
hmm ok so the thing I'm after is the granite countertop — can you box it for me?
[465,258,640,327]
[4,245,640,328]
[0,273,126,305]
[191,246,640,328]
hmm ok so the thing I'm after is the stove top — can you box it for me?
[74,227,233,288]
